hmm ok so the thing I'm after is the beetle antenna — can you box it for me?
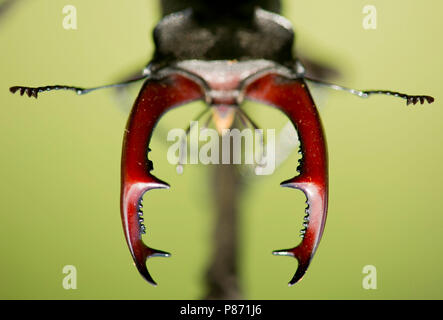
[304,77,435,106]
[9,75,148,98]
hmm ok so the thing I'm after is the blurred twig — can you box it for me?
[203,131,244,300]
[0,0,19,20]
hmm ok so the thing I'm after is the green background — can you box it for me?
[1,0,442,299]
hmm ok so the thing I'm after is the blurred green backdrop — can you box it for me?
[0,0,442,299]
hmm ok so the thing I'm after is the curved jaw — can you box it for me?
[273,181,328,285]
[245,74,328,285]
[121,62,328,286]
[121,73,205,285]
[121,180,171,286]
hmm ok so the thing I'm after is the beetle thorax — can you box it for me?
[152,8,295,65]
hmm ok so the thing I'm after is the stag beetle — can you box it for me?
[10,0,434,286]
